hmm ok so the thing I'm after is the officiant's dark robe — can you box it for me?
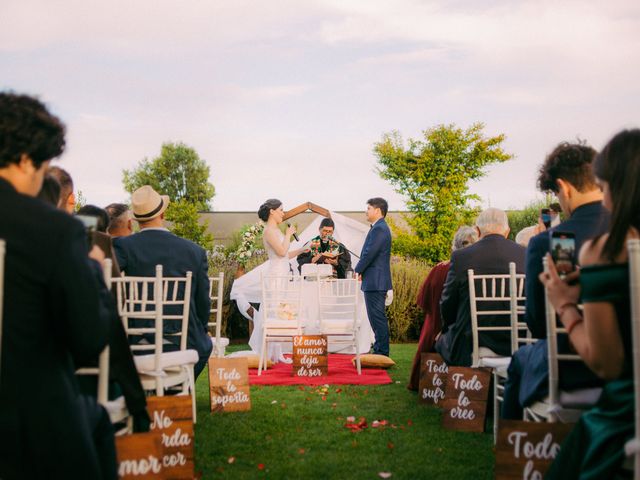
[297,236,352,278]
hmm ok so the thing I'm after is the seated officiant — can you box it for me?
[297,217,352,278]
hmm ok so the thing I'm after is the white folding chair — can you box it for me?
[624,238,640,477]
[524,257,601,423]
[317,278,361,375]
[0,239,5,380]
[76,259,131,432]
[490,263,529,441]
[208,272,229,357]
[468,263,522,369]
[114,265,199,422]
[258,274,304,375]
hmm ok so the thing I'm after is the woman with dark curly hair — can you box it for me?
[541,129,639,478]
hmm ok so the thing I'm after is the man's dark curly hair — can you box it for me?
[537,142,597,193]
[0,92,66,168]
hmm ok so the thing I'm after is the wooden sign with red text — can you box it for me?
[418,353,449,406]
[146,396,194,479]
[292,335,328,377]
[116,432,164,479]
[495,420,573,479]
[208,357,251,412]
[441,367,491,432]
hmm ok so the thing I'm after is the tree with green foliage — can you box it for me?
[374,123,513,263]
[122,142,215,249]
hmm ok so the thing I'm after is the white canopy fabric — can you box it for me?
[230,210,370,318]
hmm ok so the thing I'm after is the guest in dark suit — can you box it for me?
[354,197,392,356]
[114,185,212,379]
[436,208,526,366]
[0,92,112,479]
[408,226,478,391]
[502,142,609,419]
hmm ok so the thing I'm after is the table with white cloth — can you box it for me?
[248,278,375,363]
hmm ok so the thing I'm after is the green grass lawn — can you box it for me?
[194,344,494,479]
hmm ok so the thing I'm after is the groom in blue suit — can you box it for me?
[355,197,393,356]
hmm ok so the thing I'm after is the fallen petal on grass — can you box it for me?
[379,472,392,478]
[227,457,235,464]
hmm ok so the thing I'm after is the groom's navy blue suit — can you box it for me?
[355,218,392,356]
[114,229,212,379]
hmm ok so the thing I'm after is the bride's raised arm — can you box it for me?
[264,225,306,258]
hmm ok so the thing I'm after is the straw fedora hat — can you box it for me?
[131,185,170,221]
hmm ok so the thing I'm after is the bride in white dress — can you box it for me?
[253,199,307,363]
[258,199,306,274]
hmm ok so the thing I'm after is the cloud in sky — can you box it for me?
[1,0,639,213]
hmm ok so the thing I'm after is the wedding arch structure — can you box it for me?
[283,202,330,221]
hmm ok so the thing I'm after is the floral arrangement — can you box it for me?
[234,222,265,267]
[277,302,298,320]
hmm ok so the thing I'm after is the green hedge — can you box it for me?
[386,257,432,342]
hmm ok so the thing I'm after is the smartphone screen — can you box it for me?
[550,231,576,276]
[541,208,551,229]
[75,214,98,248]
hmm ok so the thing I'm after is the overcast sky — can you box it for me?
[2,0,639,212]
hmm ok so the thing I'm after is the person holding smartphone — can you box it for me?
[540,129,639,478]
[502,142,610,420]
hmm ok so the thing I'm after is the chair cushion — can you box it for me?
[352,354,396,369]
[211,337,230,348]
[225,351,273,369]
[559,387,602,407]
[478,356,511,369]
[134,349,199,373]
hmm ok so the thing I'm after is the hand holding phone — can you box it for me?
[550,231,576,277]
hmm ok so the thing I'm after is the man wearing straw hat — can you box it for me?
[114,185,213,379]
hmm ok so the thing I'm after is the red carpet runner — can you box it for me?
[249,354,392,386]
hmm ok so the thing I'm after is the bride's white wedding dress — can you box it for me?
[248,226,294,364]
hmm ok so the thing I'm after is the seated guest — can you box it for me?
[49,173,148,432]
[78,204,110,233]
[502,142,609,419]
[408,225,478,391]
[297,217,352,278]
[435,208,525,366]
[105,202,133,237]
[0,92,113,479]
[37,174,61,206]
[542,129,638,478]
[47,165,75,213]
[114,185,213,379]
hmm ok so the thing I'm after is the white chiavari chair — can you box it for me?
[258,274,304,375]
[317,278,361,374]
[624,238,640,478]
[208,272,228,357]
[524,257,601,423]
[76,259,131,433]
[114,265,199,422]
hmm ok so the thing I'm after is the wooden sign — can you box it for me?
[441,367,491,432]
[208,357,251,412]
[116,432,164,479]
[495,420,573,479]
[292,335,328,377]
[418,353,449,406]
[146,396,194,479]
